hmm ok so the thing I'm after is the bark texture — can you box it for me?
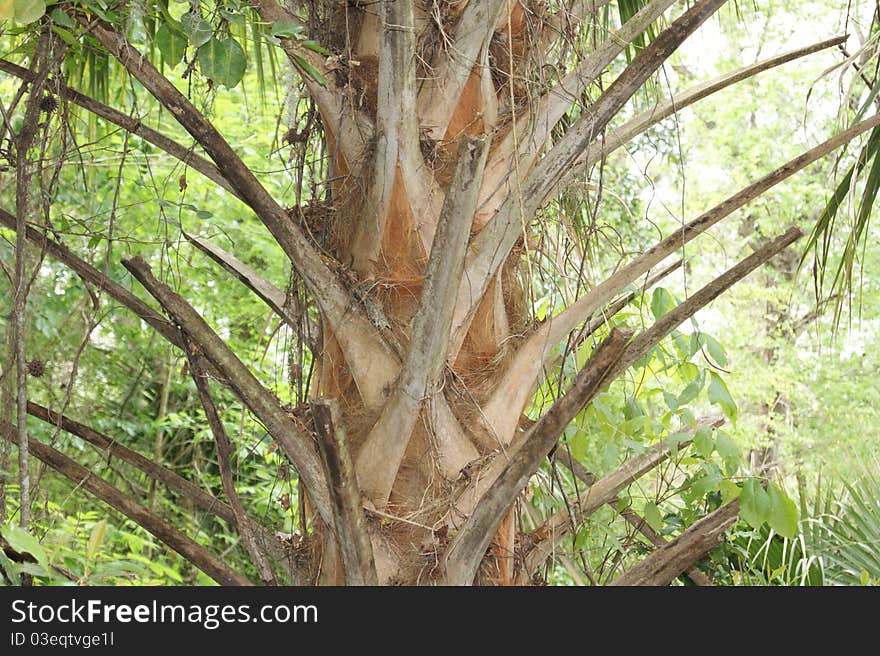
[0,0,862,586]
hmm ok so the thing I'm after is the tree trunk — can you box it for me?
[0,0,865,586]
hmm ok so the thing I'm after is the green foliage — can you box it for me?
[739,480,798,538]
[1,0,878,587]
[156,22,188,68]
[7,0,45,24]
[181,11,213,49]
[817,467,880,585]
[714,522,825,586]
[198,37,247,88]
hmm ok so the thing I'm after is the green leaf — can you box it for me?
[0,550,20,585]
[767,482,798,539]
[156,23,188,68]
[739,479,770,529]
[292,53,326,87]
[663,391,679,411]
[271,21,304,39]
[643,502,663,532]
[691,462,723,497]
[650,287,674,320]
[601,442,619,470]
[705,335,728,367]
[219,9,246,25]
[719,479,741,504]
[50,7,74,27]
[678,407,696,428]
[678,361,699,382]
[677,372,704,407]
[666,431,690,457]
[198,38,247,88]
[564,426,588,462]
[1,524,48,568]
[689,331,705,355]
[13,0,45,24]
[87,520,107,562]
[181,12,213,48]
[693,426,714,459]
[51,25,81,48]
[17,561,51,578]
[707,371,737,420]
[714,431,740,475]
[624,395,644,420]
[301,40,330,55]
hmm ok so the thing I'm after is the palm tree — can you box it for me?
[0,0,874,585]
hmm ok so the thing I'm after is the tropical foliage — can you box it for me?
[0,0,878,586]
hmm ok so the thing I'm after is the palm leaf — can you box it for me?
[801,124,880,325]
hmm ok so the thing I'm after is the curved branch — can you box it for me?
[0,420,252,586]
[0,58,239,199]
[76,14,400,409]
[443,328,631,585]
[449,0,729,360]
[355,136,489,507]
[480,112,880,444]
[122,255,333,526]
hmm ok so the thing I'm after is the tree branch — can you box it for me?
[551,435,716,586]
[443,328,632,585]
[609,499,739,585]
[25,401,277,546]
[183,343,278,585]
[480,110,880,444]
[0,420,252,586]
[567,35,849,179]
[12,31,55,534]
[183,231,318,353]
[480,0,679,224]
[121,255,332,525]
[450,0,729,360]
[355,135,489,507]
[311,399,377,586]
[0,207,181,349]
[76,14,400,405]
[0,57,239,199]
